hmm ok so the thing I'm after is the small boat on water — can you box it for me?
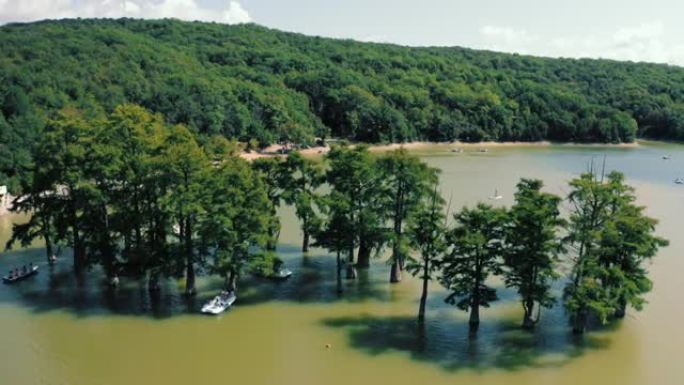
[489,189,503,200]
[201,291,236,315]
[271,268,293,280]
[675,178,684,185]
[3,265,39,284]
[663,155,672,160]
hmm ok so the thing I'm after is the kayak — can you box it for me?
[201,291,236,315]
[2,265,39,284]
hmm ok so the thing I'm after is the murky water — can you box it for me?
[1,143,683,385]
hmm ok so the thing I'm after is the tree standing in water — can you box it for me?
[378,148,440,283]
[503,179,564,329]
[592,172,668,319]
[406,187,446,323]
[315,192,354,294]
[563,169,618,334]
[325,145,384,278]
[160,124,209,295]
[440,203,506,331]
[281,151,324,252]
[198,156,273,293]
[252,157,289,250]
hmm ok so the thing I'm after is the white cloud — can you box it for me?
[479,21,684,66]
[0,0,251,24]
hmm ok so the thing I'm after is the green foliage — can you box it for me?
[563,170,667,331]
[5,19,684,191]
[440,204,506,315]
[406,188,447,321]
[377,148,440,281]
[503,179,564,327]
[324,145,387,269]
[6,104,275,293]
[199,156,273,289]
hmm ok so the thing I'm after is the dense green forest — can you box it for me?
[3,18,684,191]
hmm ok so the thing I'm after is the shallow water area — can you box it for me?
[1,142,683,385]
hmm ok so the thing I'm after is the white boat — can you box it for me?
[272,268,293,280]
[489,189,503,200]
[201,291,236,315]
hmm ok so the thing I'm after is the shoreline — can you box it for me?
[239,140,642,160]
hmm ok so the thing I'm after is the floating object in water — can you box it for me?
[489,189,503,200]
[3,265,39,284]
[201,291,237,315]
[254,266,293,280]
[271,268,293,280]
[325,344,332,349]
[450,148,463,153]
[479,148,488,153]
[675,178,684,185]
[663,155,672,160]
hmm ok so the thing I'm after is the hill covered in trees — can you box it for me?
[3,18,684,190]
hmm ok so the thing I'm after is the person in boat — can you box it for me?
[21,265,27,274]
[8,270,14,279]
[29,262,33,270]
[14,268,20,277]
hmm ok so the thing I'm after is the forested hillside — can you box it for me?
[3,18,684,190]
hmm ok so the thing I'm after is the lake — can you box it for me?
[1,142,682,385]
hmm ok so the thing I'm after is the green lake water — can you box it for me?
[1,143,683,385]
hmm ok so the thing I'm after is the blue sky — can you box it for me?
[2,0,683,65]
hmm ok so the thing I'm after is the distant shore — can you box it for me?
[239,140,641,161]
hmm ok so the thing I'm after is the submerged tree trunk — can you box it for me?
[267,214,279,251]
[356,237,371,269]
[69,195,85,272]
[302,229,310,253]
[225,269,238,292]
[185,259,196,295]
[42,214,54,264]
[148,270,160,292]
[346,247,357,279]
[522,298,536,329]
[336,251,343,294]
[470,270,481,331]
[184,217,196,295]
[101,203,115,279]
[390,262,401,283]
[469,303,480,330]
[417,258,430,323]
[573,308,587,334]
[614,298,627,319]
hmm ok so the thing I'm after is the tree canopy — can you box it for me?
[4,18,684,190]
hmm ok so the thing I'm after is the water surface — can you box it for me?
[1,143,682,385]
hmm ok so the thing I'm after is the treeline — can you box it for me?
[7,105,667,334]
[4,18,684,191]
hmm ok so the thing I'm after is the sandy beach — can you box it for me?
[239,140,640,161]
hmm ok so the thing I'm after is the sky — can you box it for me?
[1,0,684,65]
